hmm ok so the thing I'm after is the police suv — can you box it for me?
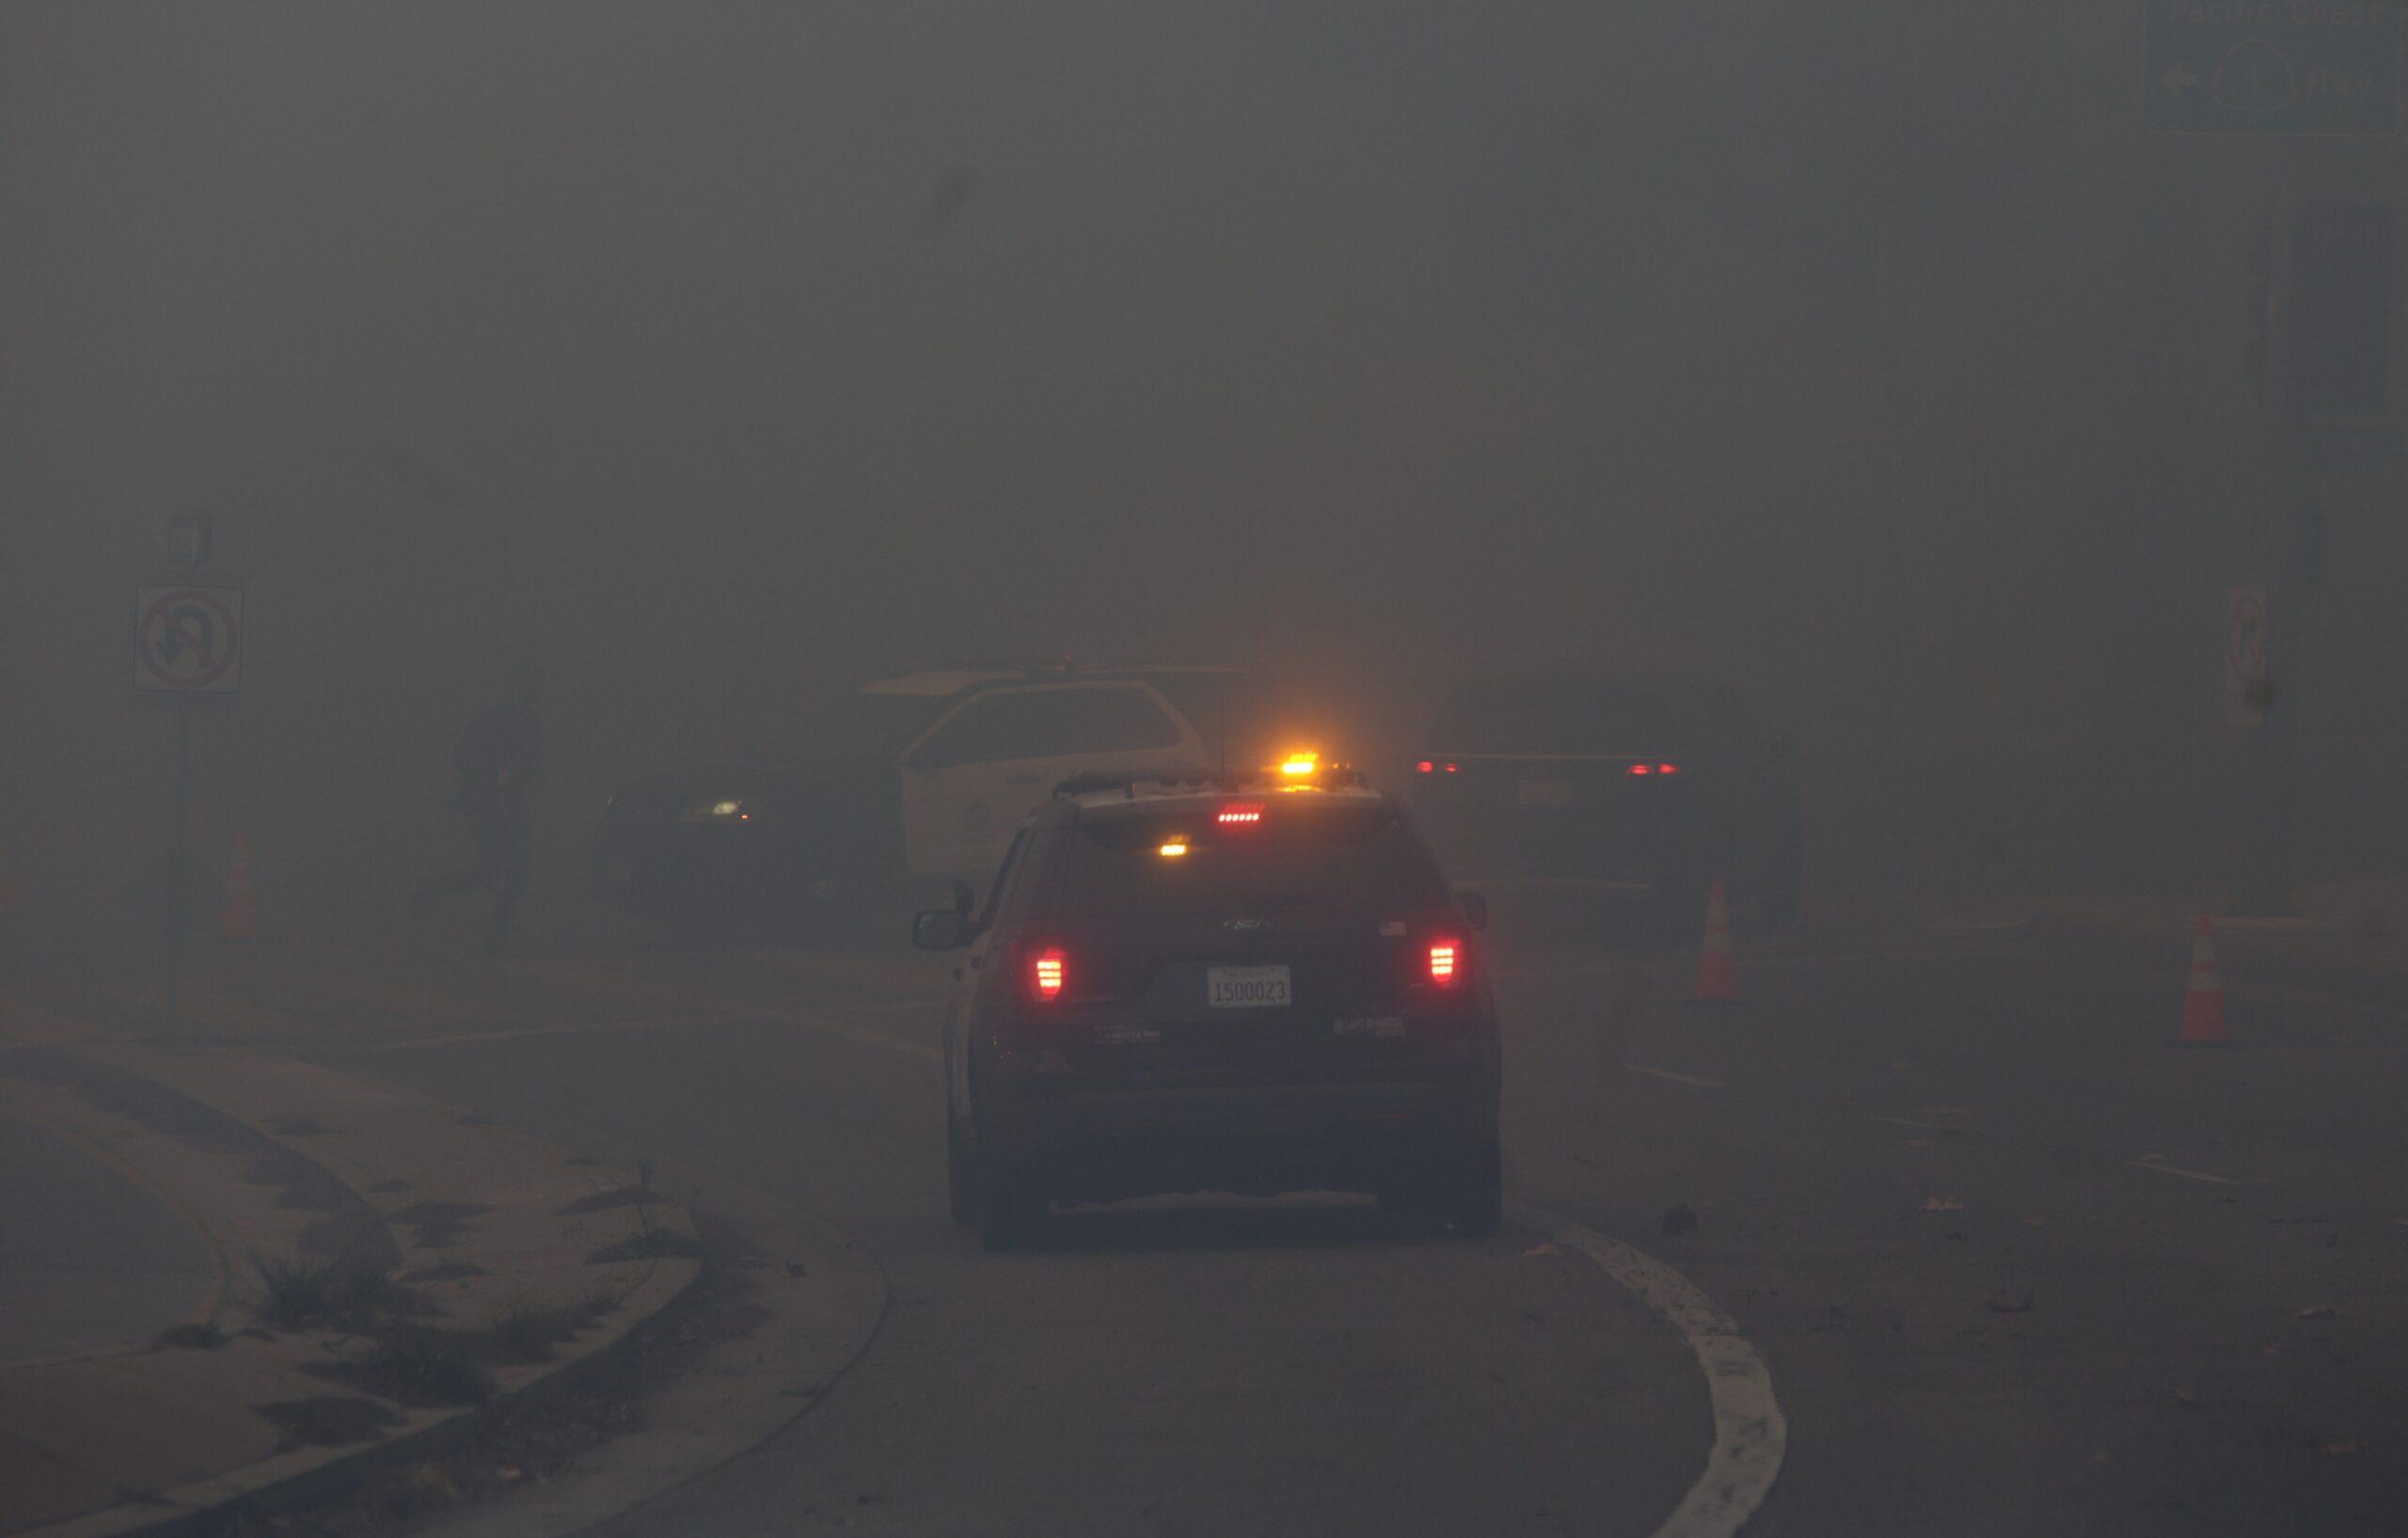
[917,762,1503,1251]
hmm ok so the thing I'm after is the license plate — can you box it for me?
[1207,964,1291,1008]
[1517,777,1573,806]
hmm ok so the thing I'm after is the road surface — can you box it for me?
[202,895,2408,1535]
[0,1105,214,1366]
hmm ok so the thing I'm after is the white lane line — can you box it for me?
[794,1015,942,1063]
[2131,1158,2241,1186]
[695,991,943,1063]
[1627,1063,1725,1089]
[358,1015,741,1052]
[361,1010,942,1064]
[1497,964,1627,980]
[1926,916,2036,933]
[1869,1115,1941,1131]
[1498,949,2012,982]
[1743,950,2011,970]
[1511,1198,1784,1538]
[2231,984,2401,1017]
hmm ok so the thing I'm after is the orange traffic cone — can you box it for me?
[218,834,261,941]
[1694,880,1741,1001]
[2178,914,2226,1046]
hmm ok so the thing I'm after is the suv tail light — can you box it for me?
[998,941,1083,1048]
[1428,940,1462,987]
[1028,946,1068,1003]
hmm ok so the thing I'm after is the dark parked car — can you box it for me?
[1407,674,1803,923]
[918,770,1502,1251]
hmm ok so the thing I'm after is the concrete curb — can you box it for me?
[0,1046,706,1538]
[107,1265,695,1538]
[413,1180,891,1538]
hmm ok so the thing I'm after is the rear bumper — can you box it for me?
[981,1073,1497,1204]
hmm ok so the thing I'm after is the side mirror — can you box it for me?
[948,878,974,914]
[1458,891,1490,932]
[912,909,969,951]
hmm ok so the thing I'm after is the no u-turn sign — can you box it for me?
[134,584,243,695]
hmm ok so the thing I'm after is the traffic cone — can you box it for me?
[218,834,261,941]
[2178,914,2226,1046]
[1694,880,1741,1001]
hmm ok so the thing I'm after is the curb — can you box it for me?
[110,1260,701,1538]
[0,1048,706,1538]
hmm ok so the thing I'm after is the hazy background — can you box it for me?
[5,2,2403,942]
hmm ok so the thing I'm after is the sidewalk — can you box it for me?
[0,1017,703,1538]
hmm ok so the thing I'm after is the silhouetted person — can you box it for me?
[417,671,542,956]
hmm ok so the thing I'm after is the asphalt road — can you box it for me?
[0,1106,214,1366]
[275,896,2408,1536]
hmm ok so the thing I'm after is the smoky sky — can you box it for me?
[5,3,2401,926]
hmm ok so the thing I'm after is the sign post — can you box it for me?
[2225,586,2269,728]
[133,545,243,1029]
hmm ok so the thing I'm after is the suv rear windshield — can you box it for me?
[1053,803,1448,917]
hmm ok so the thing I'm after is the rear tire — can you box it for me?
[975,1149,1047,1253]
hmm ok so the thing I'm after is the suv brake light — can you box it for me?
[1429,940,1461,986]
[1029,947,1067,1002]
